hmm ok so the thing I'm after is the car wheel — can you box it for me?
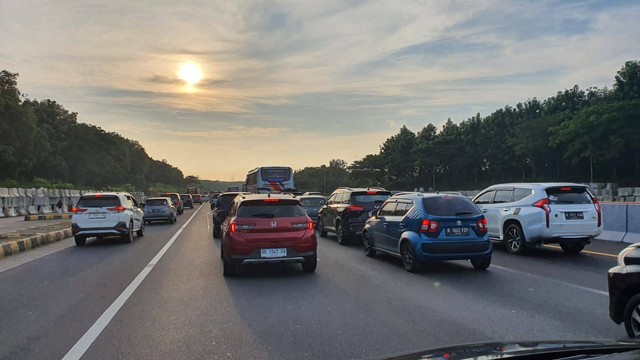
[136,221,145,237]
[471,257,491,270]
[560,242,585,255]
[504,224,526,255]
[123,222,134,243]
[317,218,327,237]
[336,222,348,245]
[74,236,86,246]
[400,241,422,273]
[362,231,376,257]
[301,253,317,273]
[222,249,237,277]
[624,294,640,338]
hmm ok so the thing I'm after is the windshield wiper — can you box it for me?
[455,211,475,216]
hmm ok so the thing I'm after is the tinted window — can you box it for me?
[493,190,512,204]
[146,199,168,206]
[261,168,291,181]
[300,198,325,207]
[377,202,396,216]
[474,191,494,204]
[77,195,120,208]
[393,202,413,216]
[513,188,533,202]
[217,194,238,210]
[162,193,179,203]
[422,196,482,216]
[237,200,306,218]
[351,192,390,204]
[546,187,593,204]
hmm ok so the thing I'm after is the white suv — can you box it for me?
[473,183,602,255]
[71,192,145,246]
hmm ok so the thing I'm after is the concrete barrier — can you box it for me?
[7,188,19,217]
[598,203,627,242]
[625,204,640,244]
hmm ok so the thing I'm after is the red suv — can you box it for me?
[220,193,317,276]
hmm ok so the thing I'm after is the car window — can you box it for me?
[300,198,325,207]
[76,195,120,208]
[474,191,495,205]
[393,201,413,216]
[377,201,396,216]
[146,199,167,206]
[217,195,237,210]
[351,191,391,205]
[228,201,239,217]
[513,188,533,202]
[335,192,346,203]
[493,190,513,204]
[545,187,593,204]
[327,194,337,204]
[237,200,306,218]
[423,196,482,216]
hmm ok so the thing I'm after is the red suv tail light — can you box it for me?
[420,219,439,236]
[346,205,364,212]
[292,221,314,230]
[593,197,602,227]
[107,206,126,213]
[533,198,550,228]
[72,207,87,214]
[476,218,488,235]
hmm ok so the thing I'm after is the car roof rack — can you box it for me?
[392,191,424,197]
[435,191,463,195]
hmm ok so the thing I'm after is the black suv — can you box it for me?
[212,192,248,238]
[609,243,640,337]
[317,187,391,245]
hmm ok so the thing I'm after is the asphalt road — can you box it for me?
[0,203,631,360]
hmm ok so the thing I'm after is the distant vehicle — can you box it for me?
[244,166,295,193]
[303,191,322,196]
[180,193,194,209]
[298,195,326,220]
[227,186,241,192]
[186,186,199,195]
[362,192,492,272]
[609,243,640,337]
[143,197,177,224]
[212,192,249,238]
[317,187,391,245]
[71,192,144,246]
[192,194,203,204]
[160,193,184,215]
[220,193,317,276]
[473,183,603,255]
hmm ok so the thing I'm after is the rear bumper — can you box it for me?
[144,213,173,221]
[525,224,603,245]
[71,221,128,237]
[419,240,492,261]
[230,249,316,265]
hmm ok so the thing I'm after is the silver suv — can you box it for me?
[473,183,603,255]
[71,192,145,246]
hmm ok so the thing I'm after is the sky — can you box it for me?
[1,0,639,181]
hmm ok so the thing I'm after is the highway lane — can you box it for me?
[0,204,631,360]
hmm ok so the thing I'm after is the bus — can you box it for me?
[244,166,295,193]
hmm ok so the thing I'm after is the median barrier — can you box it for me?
[17,188,29,216]
[48,189,61,213]
[625,204,640,244]
[27,188,38,215]
[598,203,627,242]
[38,188,52,214]
[7,188,19,217]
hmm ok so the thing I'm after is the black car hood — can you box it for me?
[375,340,640,360]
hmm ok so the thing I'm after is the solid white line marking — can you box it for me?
[62,206,204,360]
[491,264,608,296]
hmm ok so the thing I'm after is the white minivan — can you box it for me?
[473,183,603,254]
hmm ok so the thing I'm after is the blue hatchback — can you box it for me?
[362,192,492,272]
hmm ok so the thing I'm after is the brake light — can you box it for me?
[346,205,364,212]
[107,206,126,213]
[593,197,601,227]
[230,223,237,233]
[420,219,439,234]
[95,194,103,197]
[71,207,87,213]
[560,187,572,191]
[292,221,314,230]
[476,218,488,235]
[263,199,279,202]
[533,198,550,228]
[367,191,377,195]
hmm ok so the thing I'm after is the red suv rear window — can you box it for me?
[237,200,306,218]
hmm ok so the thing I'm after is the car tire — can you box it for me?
[362,231,376,257]
[400,241,422,273]
[317,218,327,237]
[301,253,317,273]
[504,223,526,255]
[123,222,134,243]
[74,236,86,247]
[336,222,348,245]
[136,221,145,237]
[471,257,491,270]
[560,242,585,255]
[222,249,237,277]
[624,294,640,338]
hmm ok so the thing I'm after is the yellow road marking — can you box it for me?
[542,244,618,258]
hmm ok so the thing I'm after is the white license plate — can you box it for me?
[88,213,106,219]
[261,248,287,258]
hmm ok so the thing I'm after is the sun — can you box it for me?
[178,63,202,86]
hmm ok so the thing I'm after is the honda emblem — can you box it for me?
[271,221,277,228]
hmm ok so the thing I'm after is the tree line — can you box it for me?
[295,60,640,193]
[0,70,185,191]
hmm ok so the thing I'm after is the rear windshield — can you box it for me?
[217,194,238,210]
[300,198,325,207]
[422,196,481,216]
[545,187,593,204]
[351,192,390,204]
[146,199,168,206]
[237,200,306,218]
[180,195,191,200]
[77,195,120,208]
[161,193,179,202]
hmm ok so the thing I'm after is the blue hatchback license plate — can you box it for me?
[445,227,469,236]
